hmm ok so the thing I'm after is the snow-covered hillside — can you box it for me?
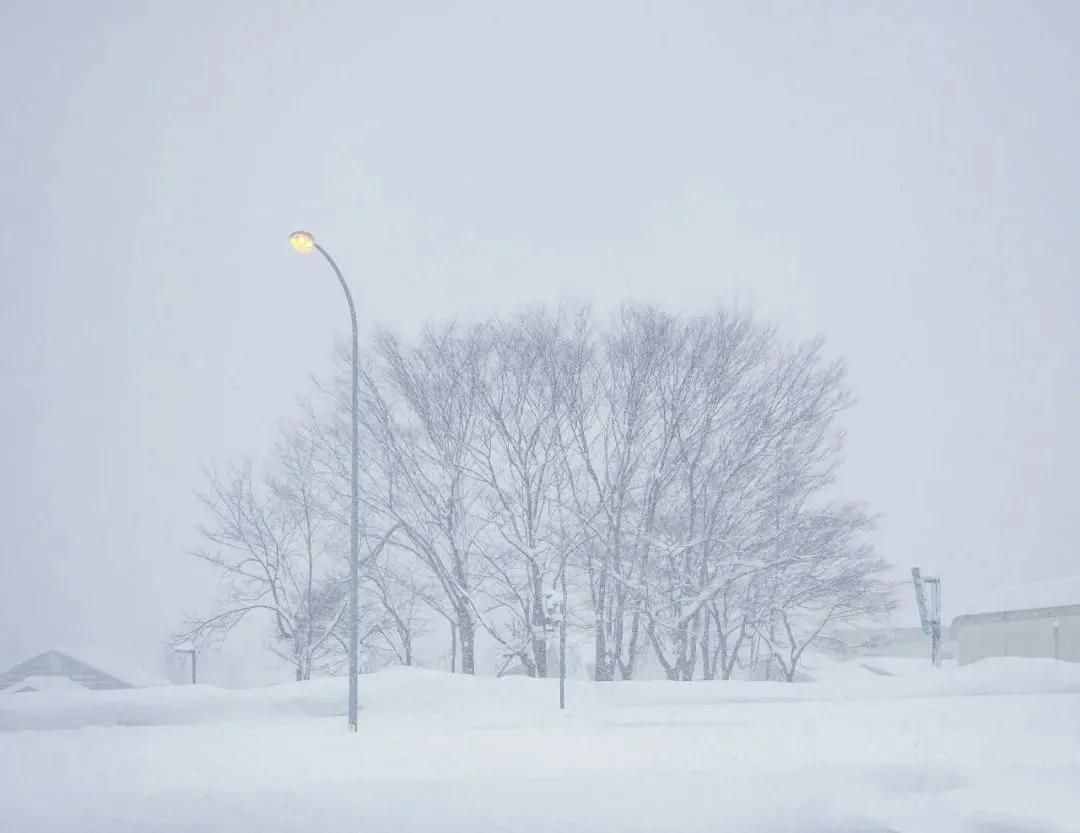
[2,659,1078,832]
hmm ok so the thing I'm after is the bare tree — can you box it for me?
[639,319,886,682]
[755,503,894,681]
[183,302,889,684]
[359,324,492,674]
[556,306,672,679]
[465,309,582,676]
[363,540,430,667]
[642,310,774,681]
[181,444,347,681]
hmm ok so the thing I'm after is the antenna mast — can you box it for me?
[911,567,943,666]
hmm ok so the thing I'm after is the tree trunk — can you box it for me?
[766,623,777,681]
[530,565,548,677]
[593,573,612,681]
[458,611,476,675]
[612,582,627,679]
[721,625,746,681]
[594,626,612,680]
[702,614,715,680]
[645,619,678,681]
[684,612,701,681]
[623,608,642,680]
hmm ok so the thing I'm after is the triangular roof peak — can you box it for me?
[0,650,133,691]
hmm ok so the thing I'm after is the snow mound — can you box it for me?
[3,657,1079,733]
[2,660,1079,832]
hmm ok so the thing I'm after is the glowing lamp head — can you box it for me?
[289,230,316,254]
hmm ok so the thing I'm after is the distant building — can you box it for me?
[952,577,1080,665]
[0,650,133,693]
[828,625,956,661]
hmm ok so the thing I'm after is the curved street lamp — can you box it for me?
[289,230,361,732]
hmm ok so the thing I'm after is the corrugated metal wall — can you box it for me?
[954,607,1080,665]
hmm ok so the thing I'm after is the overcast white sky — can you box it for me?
[2,2,1078,680]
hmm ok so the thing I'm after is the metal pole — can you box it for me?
[314,242,361,733]
[929,578,942,667]
[559,564,567,710]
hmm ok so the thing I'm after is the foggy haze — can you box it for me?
[3,1,1079,683]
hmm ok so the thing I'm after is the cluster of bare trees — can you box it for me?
[181,304,892,682]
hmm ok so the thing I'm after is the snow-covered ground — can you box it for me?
[2,658,1078,833]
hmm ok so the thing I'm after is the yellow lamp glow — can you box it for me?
[289,230,316,254]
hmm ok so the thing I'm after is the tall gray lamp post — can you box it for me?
[289,230,361,732]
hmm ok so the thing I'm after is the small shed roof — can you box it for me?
[0,650,134,692]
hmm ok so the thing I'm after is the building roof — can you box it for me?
[955,575,1080,620]
[953,603,1080,629]
[0,650,133,692]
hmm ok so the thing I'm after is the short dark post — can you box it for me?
[175,648,197,684]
